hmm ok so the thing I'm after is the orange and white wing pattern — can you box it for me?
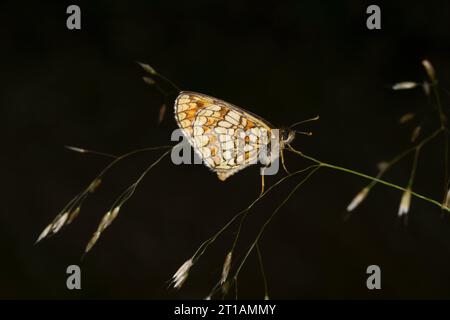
[174,91,274,181]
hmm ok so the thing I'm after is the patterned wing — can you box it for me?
[174,91,274,181]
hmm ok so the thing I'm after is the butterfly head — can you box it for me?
[280,128,296,147]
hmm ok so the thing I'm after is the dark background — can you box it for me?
[1,0,450,299]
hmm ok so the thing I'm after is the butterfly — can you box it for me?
[174,91,297,183]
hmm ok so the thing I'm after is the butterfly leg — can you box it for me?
[281,149,290,174]
[260,168,266,197]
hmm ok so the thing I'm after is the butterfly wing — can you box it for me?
[174,91,274,181]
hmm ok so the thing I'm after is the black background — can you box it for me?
[2,0,450,299]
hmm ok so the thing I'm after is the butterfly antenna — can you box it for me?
[294,130,313,136]
[289,115,320,129]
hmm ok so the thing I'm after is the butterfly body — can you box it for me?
[174,91,294,180]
